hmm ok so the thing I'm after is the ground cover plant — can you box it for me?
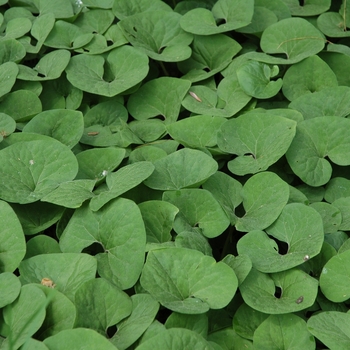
[3,0,350,348]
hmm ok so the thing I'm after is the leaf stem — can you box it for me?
[159,61,169,76]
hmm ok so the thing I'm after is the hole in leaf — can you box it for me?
[103,60,115,82]
[298,0,304,5]
[274,286,282,299]
[81,242,105,255]
[133,26,137,32]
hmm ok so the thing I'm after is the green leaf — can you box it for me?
[167,115,226,148]
[245,17,325,64]
[25,235,61,259]
[309,202,342,234]
[119,11,193,62]
[19,253,97,301]
[0,38,26,64]
[178,34,241,82]
[0,200,26,272]
[144,148,217,190]
[32,0,75,18]
[59,198,146,290]
[283,0,330,16]
[19,13,55,53]
[138,200,178,243]
[73,9,115,34]
[222,254,252,286]
[237,203,324,273]
[74,278,132,334]
[22,109,84,148]
[44,328,118,350]
[0,138,78,203]
[181,76,252,118]
[110,293,159,350]
[66,46,149,97]
[163,189,230,238]
[286,116,350,186]
[217,112,296,175]
[2,284,47,350]
[307,311,350,349]
[90,161,154,211]
[253,314,315,349]
[235,172,290,232]
[175,231,213,256]
[180,0,254,35]
[35,285,76,340]
[113,0,172,20]
[236,60,283,99]
[239,268,318,314]
[10,201,64,236]
[0,272,21,308]
[44,20,94,49]
[0,113,16,142]
[202,171,243,225]
[233,303,269,340]
[208,328,253,350]
[236,6,278,35]
[75,147,125,180]
[128,120,166,143]
[289,86,350,119]
[320,249,350,302]
[317,12,350,37]
[141,247,237,314]
[325,177,350,202]
[136,328,213,350]
[165,312,208,337]
[41,180,96,208]
[0,62,18,99]
[127,77,191,123]
[0,90,42,122]
[1,17,31,39]
[282,55,338,101]
[17,50,70,81]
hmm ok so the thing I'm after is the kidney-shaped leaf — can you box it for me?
[163,189,230,238]
[235,172,290,232]
[217,112,296,175]
[286,116,350,187]
[140,247,238,314]
[237,203,324,273]
[144,148,217,190]
[60,198,146,290]
[0,138,78,204]
[289,86,350,119]
[307,311,350,350]
[180,0,254,35]
[23,109,84,148]
[0,200,26,273]
[0,62,18,98]
[74,278,132,334]
[239,268,318,314]
[0,113,16,142]
[66,45,149,97]
[119,11,193,62]
[127,77,191,123]
[19,253,97,301]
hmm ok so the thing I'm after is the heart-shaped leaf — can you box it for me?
[140,247,238,314]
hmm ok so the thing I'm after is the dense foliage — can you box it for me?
[1,0,350,349]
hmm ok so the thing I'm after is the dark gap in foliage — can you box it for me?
[274,286,282,299]
[81,242,105,256]
[299,0,305,6]
[215,18,226,26]
[157,306,172,324]
[269,235,289,255]
[106,324,117,338]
